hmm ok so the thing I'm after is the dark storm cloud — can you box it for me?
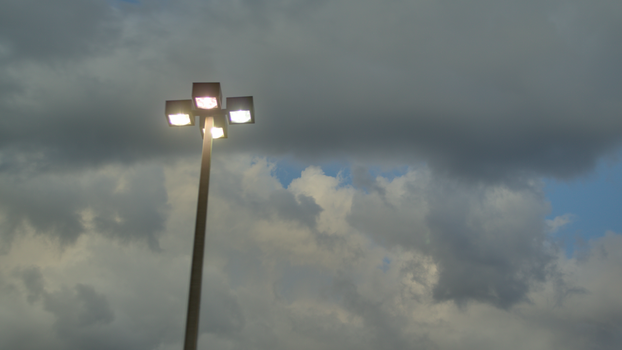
[0,0,120,62]
[1,0,622,183]
[0,77,199,174]
[268,191,323,229]
[44,283,115,329]
[425,181,552,309]
[349,170,554,308]
[0,163,168,251]
[0,171,84,251]
[16,266,45,303]
[197,0,622,182]
[351,166,387,197]
[13,266,116,349]
[0,1,201,173]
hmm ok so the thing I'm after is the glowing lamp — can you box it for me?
[229,110,251,123]
[226,96,255,124]
[192,82,222,110]
[211,127,224,139]
[195,97,218,110]
[201,127,225,139]
[199,115,228,139]
[165,100,194,126]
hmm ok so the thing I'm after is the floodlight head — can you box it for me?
[226,96,255,124]
[166,100,194,126]
[192,83,222,110]
[211,127,225,139]
[200,115,228,139]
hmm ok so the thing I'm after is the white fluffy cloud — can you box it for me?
[1,156,620,350]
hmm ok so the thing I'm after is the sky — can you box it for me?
[1,0,622,349]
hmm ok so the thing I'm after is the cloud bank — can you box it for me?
[1,0,622,181]
[1,157,621,349]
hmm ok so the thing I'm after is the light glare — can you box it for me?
[168,113,192,126]
[211,127,224,138]
[204,127,225,139]
[195,97,218,109]
[229,110,252,123]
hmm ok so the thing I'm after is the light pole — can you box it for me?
[166,83,255,350]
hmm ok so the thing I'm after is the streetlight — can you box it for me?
[165,83,255,350]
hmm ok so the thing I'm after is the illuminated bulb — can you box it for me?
[229,110,252,123]
[211,127,224,138]
[168,113,192,126]
[204,127,225,139]
[195,97,218,109]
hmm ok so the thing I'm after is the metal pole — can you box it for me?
[183,116,214,350]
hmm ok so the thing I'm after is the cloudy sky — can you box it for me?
[1,0,622,349]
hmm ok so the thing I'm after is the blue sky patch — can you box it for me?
[545,155,622,257]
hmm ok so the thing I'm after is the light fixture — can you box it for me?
[166,82,255,350]
[211,127,224,139]
[229,110,251,123]
[195,97,218,110]
[226,96,255,124]
[200,126,225,139]
[165,100,194,126]
[199,115,228,139]
[192,82,222,110]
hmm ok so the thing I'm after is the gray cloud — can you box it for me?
[351,166,387,198]
[16,266,45,303]
[349,169,554,309]
[200,269,245,336]
[11,266,118,350]
[1,0,622,349]
[268,191,323,229]
[45,283,115,328]
[209,0,622,182]
[15,268,116,331]
[331,274,432,350]
[0,0,121,63]
[0,163,168,252]
[0,0,621,184]
[424,180,552,309]
[42,284,118,350]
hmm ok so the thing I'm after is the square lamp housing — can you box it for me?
[226,96,255,124]
[166,100,194,126]
[192,82,222,110]
[200,115,229,139]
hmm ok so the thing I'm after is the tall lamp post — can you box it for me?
[165,83,255,350]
